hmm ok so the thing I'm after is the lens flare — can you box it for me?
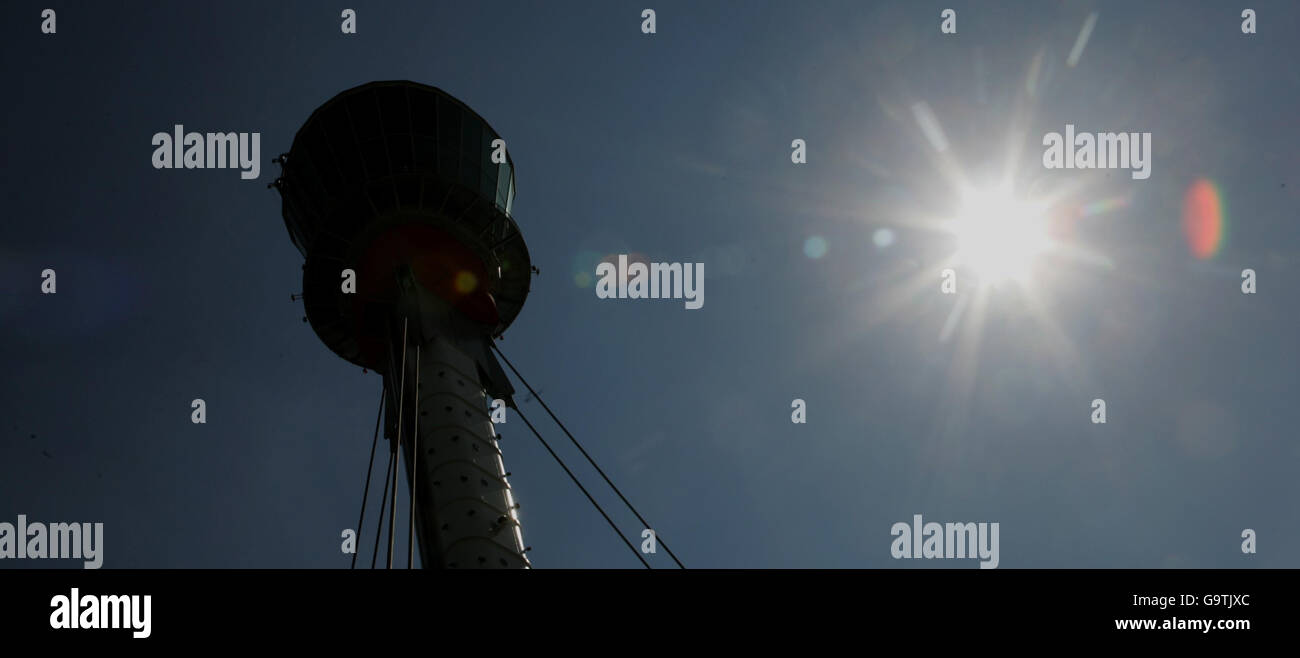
[572,250,604,288]
[872,228,896,248]
[1076,195,1130,219]
[1182,179,1225,259]
[804,235,828,259]
[454,270,478,293]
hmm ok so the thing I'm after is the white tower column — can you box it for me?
[386,273,528,569]
[398,333,528,569]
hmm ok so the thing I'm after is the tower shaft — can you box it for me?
[385,298,527,569]
[276,81,535,568]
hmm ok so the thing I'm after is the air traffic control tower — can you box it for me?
[272,81,532,569]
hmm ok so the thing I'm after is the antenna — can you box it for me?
[274,81,532,569]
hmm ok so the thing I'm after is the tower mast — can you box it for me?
[274,81,533,568]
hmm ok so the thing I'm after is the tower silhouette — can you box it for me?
[273,81,532,568]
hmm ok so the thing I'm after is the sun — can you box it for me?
[947,185,1051,286]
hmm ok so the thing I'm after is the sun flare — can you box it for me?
[948,186,1051,286]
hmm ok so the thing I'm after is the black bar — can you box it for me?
[0,569,1290,645]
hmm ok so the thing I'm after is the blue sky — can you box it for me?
[2,0,1298,568]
